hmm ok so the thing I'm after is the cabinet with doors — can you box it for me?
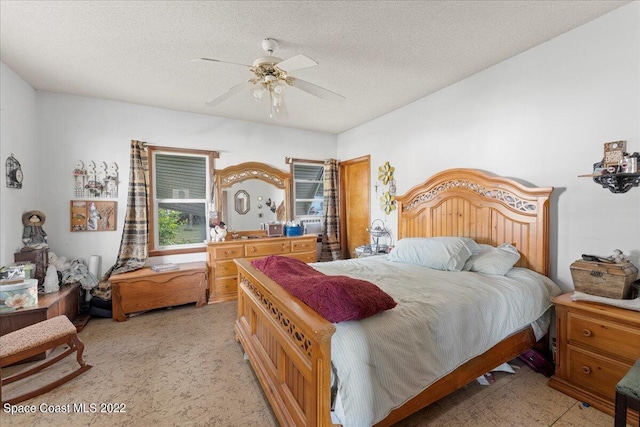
[206,235,317,303]
[548,293,640,425]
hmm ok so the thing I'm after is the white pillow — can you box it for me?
[388,237,477,271]
[463,243,521,275]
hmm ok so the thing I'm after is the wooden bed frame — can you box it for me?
[234,168,553,426]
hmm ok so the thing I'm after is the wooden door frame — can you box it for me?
[339,155,370,258]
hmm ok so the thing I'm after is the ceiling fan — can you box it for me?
[196,38,344,119]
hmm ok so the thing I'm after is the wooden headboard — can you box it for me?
[396,169,553,276]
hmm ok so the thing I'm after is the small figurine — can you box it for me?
[210,221,227,242]
[21,210,48,250]
[611,249,630,264]
[43,264,60,293]
[87,202,101,231]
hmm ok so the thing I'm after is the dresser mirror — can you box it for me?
[216,162,291,231]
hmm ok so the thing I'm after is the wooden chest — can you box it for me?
[110,262,208,321]
[570,260,638,299]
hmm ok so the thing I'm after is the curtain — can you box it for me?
[320,158,342,261]
[92,140,149,300]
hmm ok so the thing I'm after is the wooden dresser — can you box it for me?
[549,293,640,424]
[206,234,317,303]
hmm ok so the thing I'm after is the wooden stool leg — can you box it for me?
[70,334,88,367]
[615,391,628,427]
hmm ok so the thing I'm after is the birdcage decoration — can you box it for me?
[6,154,23,189]
[366,219,391,254]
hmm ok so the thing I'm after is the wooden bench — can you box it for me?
[110,261,208,322]
[1,315,92,404]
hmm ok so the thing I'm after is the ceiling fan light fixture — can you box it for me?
[251,86,265,102]
[269,91,287,119]
[272,82,285,96]
[200,37,343,119]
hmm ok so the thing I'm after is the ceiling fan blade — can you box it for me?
[276,54,318,73]
[192,58,252,68]
[289,78,345,104]
[205,81,254,107]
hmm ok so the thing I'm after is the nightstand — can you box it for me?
[548,293,640,425]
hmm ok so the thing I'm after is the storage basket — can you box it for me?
[0,279,39,312]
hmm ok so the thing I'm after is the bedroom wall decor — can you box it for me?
[377,161,396,215]
[70,200,117,232]
[73,160,118,199]
[5,154,23,189]
[578,141,640,193]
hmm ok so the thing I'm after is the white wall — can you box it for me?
[338,2,640,292]
[28,92,335,272]
[0,63,39,266]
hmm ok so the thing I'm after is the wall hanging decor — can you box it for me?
[6,154,23,189]
[72,160,118,199]
[70,200,117,232]
[377,161,397,215]
[578,141,640,193]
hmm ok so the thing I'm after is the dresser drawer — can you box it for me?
[568,312,640,362]
[211,245,244,260]
[245,241,290,257]
[291,239,316,253]
[567,346,630,400]
[214,259,237,277]
[214,277,237,298]
[286,252,317,263]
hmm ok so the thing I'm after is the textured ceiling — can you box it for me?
[0,1,629,134]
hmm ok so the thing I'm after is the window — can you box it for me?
[292,162,324,221]
[149,147,217,255]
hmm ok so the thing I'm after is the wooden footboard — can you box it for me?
[234,258,339,427]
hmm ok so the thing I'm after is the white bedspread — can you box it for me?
[310,256,561,427]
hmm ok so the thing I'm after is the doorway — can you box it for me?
[339,156,370,258]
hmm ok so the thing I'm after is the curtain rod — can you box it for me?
[147,144,220,158]
[285,157,324,165]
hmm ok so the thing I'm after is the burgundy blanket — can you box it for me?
[250,256,396,323]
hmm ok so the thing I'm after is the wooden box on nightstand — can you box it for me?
[570,260,638,299]
[548,293,640,425]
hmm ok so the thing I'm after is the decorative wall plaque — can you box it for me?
[603,140,627,169]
